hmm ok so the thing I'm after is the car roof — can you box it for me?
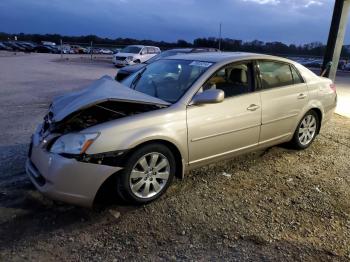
[165,48,220,53]
[166,52,293,64]
[166,48,193,53]
[127,45,159,48]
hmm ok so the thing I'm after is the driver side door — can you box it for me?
[186,62,262,166]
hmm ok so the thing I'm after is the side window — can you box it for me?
[141,48,148,54]
[203,62,254,98]
[147,47,154,54]
[291,65,304,84]
[258,61,294,89]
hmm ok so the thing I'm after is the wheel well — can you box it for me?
[128,140,184,180]
[310,108,322,134]
[93,139,184,207]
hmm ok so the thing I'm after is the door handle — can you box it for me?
[297,93,307,99]
[247,104,260,111]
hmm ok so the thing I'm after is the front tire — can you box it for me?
[116,143,175,204]
[290,110,319,150]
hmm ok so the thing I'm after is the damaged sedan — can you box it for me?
[26,52,337,207]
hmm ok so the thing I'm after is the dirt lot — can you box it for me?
[0,53,350,261]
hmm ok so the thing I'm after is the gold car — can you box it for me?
[26,52,337,207]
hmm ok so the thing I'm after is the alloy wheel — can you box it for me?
[129,152,170,199]
[298,114,317,146]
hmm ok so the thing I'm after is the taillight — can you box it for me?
[330,83,336,92]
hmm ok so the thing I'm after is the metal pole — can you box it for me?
[322,0,350,81]
[60,39,63,59]
[218,23,222,51]
[90,41,93,60]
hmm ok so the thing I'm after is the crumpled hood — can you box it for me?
[50,76,170,122]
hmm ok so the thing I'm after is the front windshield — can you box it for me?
[122,59,213,103]
[121,46,142,54]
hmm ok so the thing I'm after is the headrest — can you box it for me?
[229,68,247,84]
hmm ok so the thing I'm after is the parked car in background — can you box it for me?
[57,44,72,54]
[342,62,350,71]
[112,45,160,67]
[34,45,59,54]
[5,42,26,52]
[41,41,56,46]
[338,59,346,70]
[115,47,220,81]
[22,42,37,49]
[0,42,13,51]
[26,52,336,207]
[15,42,35,52]
[71,45,88,54]
[98,48,113,54]
[301,59,323,69]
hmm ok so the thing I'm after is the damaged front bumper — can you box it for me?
[26,125,122,207]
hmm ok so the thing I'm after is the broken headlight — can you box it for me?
[50,133,99,155]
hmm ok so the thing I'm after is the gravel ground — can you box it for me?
[0,53,349,261]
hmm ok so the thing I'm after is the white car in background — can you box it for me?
[99,48,113,55]
[113,45,160,67]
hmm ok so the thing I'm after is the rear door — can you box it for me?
[143,47,154,61]
[257,60,309,145]
[139,47,148,62]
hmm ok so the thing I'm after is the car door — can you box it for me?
[138,47,148,62]
[187,61,262,166]
[257,60,309,145]
[146,47,156,60]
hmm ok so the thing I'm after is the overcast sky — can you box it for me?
[0,0,348,44]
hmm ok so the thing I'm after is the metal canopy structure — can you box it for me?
[322,0,350,81]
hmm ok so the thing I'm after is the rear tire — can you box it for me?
[290,110,319,150]
[116,143,175,204]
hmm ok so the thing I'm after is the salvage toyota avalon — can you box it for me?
[26,52,337,207]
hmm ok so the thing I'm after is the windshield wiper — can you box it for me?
[130,67,147,89]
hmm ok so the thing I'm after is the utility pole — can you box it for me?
[90,41,93,61]
[322,0,350,81]
[218,22,222,51]
[60,39,63,59]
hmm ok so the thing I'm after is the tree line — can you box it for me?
[1,32,349,57]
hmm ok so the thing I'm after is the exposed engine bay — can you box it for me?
[43,100,166,134]
[37,76,170,166]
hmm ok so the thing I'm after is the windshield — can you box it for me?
[122,59,213,103]
[120,46,142,54]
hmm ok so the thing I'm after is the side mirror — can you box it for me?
[191,89,224,105]
[141,51,146,55]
